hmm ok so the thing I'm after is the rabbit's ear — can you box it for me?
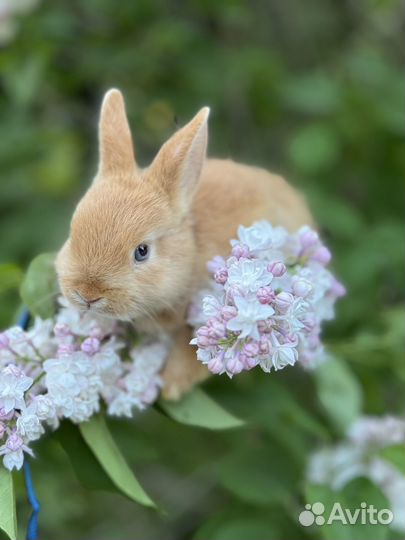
[149,107,209,208]
[97,89,136,178]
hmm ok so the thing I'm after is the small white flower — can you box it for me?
[0,327,32,363]
[28,395,57,424]
[130,341,169,375]
[268,335,298,371]
[227,295,274,340]
[3,450,24,470]
[107,392,141,417]
[237,221,287,252]
[56,297,116,337]
[0,432,34,471]
[202,295,223,319]
[94,347,123,386]
[227,259,271,293]
[0,365,33,413]
[27,317,56,358]
[278,298,309,334]
[44,352,101,423]
[16,411,44,441]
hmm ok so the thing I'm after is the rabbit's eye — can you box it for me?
[134,243,149,262]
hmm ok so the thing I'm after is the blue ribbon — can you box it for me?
[17,310,40,540]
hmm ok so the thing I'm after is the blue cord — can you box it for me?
[17,310,40,540]
[17,310,30,332]
[23,461,40,540]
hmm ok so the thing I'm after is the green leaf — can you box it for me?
[20,253,57,318]
[194,503,302,540]
[314,357,362,434]
[219,445,293,507]
[194,514,280,540]
[0,468,17,540]
[288,123,340,174]
[159,388,244,430]
[305,478,389,540]
[0,264,23,295]
[79,414,155,507]
[54,421,117,492]
[281,71,341,115]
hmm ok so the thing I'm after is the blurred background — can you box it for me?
[0,1,403,539]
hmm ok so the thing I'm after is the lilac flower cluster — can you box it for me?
[308,416,405,532]
[0,299,169,471]
[189,221,345,376]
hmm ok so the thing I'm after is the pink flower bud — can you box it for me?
[6,431,23,451]
[226,355,244,375]
[241,343,259,368]
[274,292,294,312]
[267,261,286,277]
[196,334,212,348]
[214,268,228,284]
[0,408,14,421]
[307,334,321,348]
[207,256,226,274]
[257,319,271,333]
[221,306,238,322]
[57,343,76,357]
[292,279,312,298]
[231,243,250,259]
[241,354,259,370]
[196,326,215,348]
[54,323,71,338]
[81,337,101,356]
[330,279,346,298]
[259,336,271,355]
[197,326,209,337]
[207,355,224,374]
[0,333,10,349]
[207,319,226,339]
[89,326,104,339]
[257,286,275,304]
[141,384,159,405]
[243,342,259,357]
[301,314,316,332]
[286,333,298,345]
[299,229,319,248]
[312,246,331,265]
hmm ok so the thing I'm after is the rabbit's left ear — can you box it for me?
[97,89,136,178]
[148,107,210,208]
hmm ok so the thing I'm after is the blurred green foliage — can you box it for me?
[0,0,403,539]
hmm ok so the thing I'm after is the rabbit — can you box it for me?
[56,89,315,400]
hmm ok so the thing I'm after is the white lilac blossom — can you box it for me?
[307,416,405,533]
[0,299,169,471]
[189,222,345,377]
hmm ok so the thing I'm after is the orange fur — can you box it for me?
[56,89,315,399]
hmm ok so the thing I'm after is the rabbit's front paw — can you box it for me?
[160,346,209,401]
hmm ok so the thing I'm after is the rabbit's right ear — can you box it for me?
[96,89,136,178]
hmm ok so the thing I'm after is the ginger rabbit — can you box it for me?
[56,89,314,399]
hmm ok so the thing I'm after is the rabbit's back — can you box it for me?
[192,158,314,277]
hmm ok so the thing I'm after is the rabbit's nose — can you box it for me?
[75,290,103,307]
